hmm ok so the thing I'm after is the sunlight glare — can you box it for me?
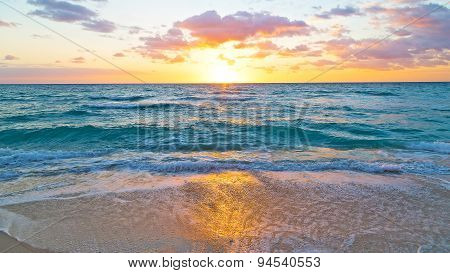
[211,64,240,83]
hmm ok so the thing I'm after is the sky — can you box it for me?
[0,0,449,83]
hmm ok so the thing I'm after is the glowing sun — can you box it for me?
[211,64,240,83]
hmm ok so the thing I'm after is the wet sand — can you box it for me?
[0,231,47,253]
[0,171,448,252]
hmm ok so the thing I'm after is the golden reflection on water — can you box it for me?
[181,171,267,250]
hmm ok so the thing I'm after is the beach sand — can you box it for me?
[0,171,448,252]
[0,231,47,253]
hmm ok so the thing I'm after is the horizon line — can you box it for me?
[1,81,449,85]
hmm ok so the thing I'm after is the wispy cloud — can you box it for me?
[0,20,19,27]
[27,0,116,33]
[71,56,85,63]
[315,5,361,19]
[3,55,20,61]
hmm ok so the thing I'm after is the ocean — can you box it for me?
[0,83,449,252]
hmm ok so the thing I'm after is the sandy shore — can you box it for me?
[0,232,48,253]
[1,171,447,252]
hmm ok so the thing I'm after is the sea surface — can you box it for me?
[0,83,449,252]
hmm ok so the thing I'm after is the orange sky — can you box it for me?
[0,0,449,83]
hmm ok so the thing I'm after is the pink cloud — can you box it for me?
[140,28,188,52]
[319,35,449,70]
[0,20,18,27]
[137,28,190,62]
[113,52,125,57]
[175,10,312,45]
[137,10,314,62]
[278,45,310,57]
[234,41,280,50]
[327,3,450,69]
[328,24,350,38]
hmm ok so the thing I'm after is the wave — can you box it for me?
[1,110,95,123]
[117,159,404,173]
[0,171,20,181]
[0,123,403,151]
[1,147,448,179]
[406,142,450,154]
[117,158,450,175]
[0,148,104,166]
[86,101,199,110]
[178,96,254,102]
[88,95,148,102]
[353,90,399,96]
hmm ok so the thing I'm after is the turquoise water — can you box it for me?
[0,83,449,252]
[0,83,449,181]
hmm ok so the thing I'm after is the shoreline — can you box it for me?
[0,171,447,252]
[0,231,48,253]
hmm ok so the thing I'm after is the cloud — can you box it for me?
[393,0,426,4]
[314,3,450,70]
[28,0,116,33]
[0,67,130,84]
[175,10,312,45]
[218,54,235,65]
[71,56,85,63]
[168,55,185,64]
[3,55,19,61]
[137,10,314,62]
[315,5,361,19]
[28,0,96,22]
[278,45,309,57]
[128,26,144,35]
[137,28,189,62]
[113,52,125,57]
[31,33,52,39]
[0,20,18,27]
[328,24,350,38]
[235,40,319,59]
[234,40,279,58]
[255,66,275,74]
[311,59,336,67]
[81,19,116,33]
[234,40,279,50]
[134,5,447,71]
[368,4,450,53]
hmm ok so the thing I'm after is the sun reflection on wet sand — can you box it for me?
[179,171,268,251]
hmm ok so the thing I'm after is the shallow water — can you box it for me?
[0,83,449,252]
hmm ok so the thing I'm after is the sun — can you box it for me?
[211,64,240,83]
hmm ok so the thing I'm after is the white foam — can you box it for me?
[0,208,35,241]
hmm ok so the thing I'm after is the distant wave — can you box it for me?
[86,103,140,109]
[353,90,399,96]
[86,101,199,110]
[88,95,148,102]
[406,142,450,154]
[176,96,254,102]
[1,110,95,122]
